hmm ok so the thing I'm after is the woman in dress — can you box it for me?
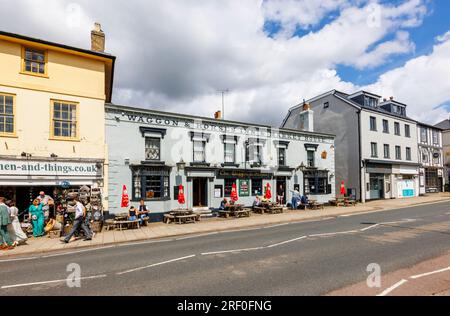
[29,199,45,237]
[6,201,27,246]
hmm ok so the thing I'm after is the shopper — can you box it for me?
[36,191,54,220]
[7,201,27,246]
[62,197,92,244]
[0,197,14,250]
[290,189,301,210]
[29,199,45,237]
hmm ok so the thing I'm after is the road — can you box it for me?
[1,201,450,296]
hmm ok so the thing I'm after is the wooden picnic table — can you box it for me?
[253,203,284,214]
[219,207,251,218]
[308,200,325,210]
[344,198,357,207]
[164,209,200,224]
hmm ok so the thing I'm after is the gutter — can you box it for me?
[357,109,365,203]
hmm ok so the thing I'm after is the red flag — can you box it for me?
[178,185,186,205]
[121,185,129,208]
[340,181,347,196]
[264,183,272,200]
[231,183,239,202]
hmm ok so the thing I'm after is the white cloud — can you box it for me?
[0,0,446,126]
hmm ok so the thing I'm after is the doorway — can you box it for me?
[276,177,287,204]
[369,174,385,200]
[193,178,208,207]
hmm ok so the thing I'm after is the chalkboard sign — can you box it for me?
[239,179,250,197]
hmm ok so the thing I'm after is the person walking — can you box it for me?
[28,199,45,237]
[0,197,14,250]
[7,201,27,246]
[62,196,92,244]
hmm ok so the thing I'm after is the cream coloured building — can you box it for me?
[0,26,115,213]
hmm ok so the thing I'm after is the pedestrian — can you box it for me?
[6,201,27,246]
[219,198,229,210]
[277,185,285,205]
[36,191,54,220]
[301,194,309,206]
[128,206,138,221]
[61,196,92,244]
[252,196,261,210]
[29,199,45,237]
[290,188,301,210]
[0,197,15,250]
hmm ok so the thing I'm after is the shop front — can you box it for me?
[392,164,420,199]
[365,162,392,200]
[424,167,444,193]
[0,158,104,217]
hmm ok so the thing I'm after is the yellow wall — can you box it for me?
[0,36,110,209]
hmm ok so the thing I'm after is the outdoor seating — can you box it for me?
[308,200,325,210]
[164,209,200,224]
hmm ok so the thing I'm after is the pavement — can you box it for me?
[1,193,449,259]
[1,195,450,296]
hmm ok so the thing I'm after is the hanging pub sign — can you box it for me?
[239,179,250,197]
[321,151,328,159]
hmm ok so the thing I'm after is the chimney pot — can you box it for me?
[91,22,105,52]
[390,96,394,101]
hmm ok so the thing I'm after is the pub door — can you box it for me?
[192,178,208,207]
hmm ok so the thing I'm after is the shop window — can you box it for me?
[22,47,47,76]
[51,100,78,140]
[224,178,236,197]
[303,170,328,195]
[251,179,263,196]
[278,147,286,166]
[0,93,15,136]
[145,137,161,161]
[132,167,170,201]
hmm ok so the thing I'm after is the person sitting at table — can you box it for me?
[128,206,138,221]
[252,196,261,210]
[219,198,229,210]
[137,199,150,226]
[301,194,309,206]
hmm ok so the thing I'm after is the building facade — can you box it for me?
[434,118,450,188]
[105,104,336,217]
[417,123,445,194]
[0,28,115,212]
[282,90,420,202]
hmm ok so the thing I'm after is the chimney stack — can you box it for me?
[91,22,105,52]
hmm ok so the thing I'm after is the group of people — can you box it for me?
[290,188,309,210]
[128,199,151,225]
[0,197,28,250]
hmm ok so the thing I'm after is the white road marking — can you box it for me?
[41,245,116,258]
[0,257,38,263]
[117,239,174,247]
[1,274,107,290]
[309,230,359,238]
[264,223,290,229]
[267,236,307,248]
[176,233,218,241]
[410,266,450,279]
[377,279,408,296]
[360,224,379,232]
[201,247,264,256]
[116,255,196,275]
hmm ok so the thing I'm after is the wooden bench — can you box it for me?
[344,199,357,207]
[233,209,252,218]
[174,214,197,224]
[252,206,266,214]
[164,214,175,224]
[308,202,325,210]
[114,220,140,231]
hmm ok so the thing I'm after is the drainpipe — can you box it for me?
[357,110,366,203]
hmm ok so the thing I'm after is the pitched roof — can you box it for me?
[434,119,450,130]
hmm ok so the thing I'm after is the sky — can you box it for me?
[1,0,450,126]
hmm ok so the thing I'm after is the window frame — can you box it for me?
[251,179,263,196]
[382,119,389,134]
[406,147,412,161]
[145,137,161,161]
[405,124,411,138]
[0,92,17,138]
[21,46,49,78]
[371,142,378,158]
[278,147,286,166]
[224,142,236,164]
[49,99,79,141]
[131,167,170,202]
[395,146,402,160]
[383,144,390,159]
[369,116,377,131]
[307,150,315,168]
[193,139,206,163]
[394,122,401,136]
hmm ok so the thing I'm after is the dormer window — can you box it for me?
[364,96,378,108]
